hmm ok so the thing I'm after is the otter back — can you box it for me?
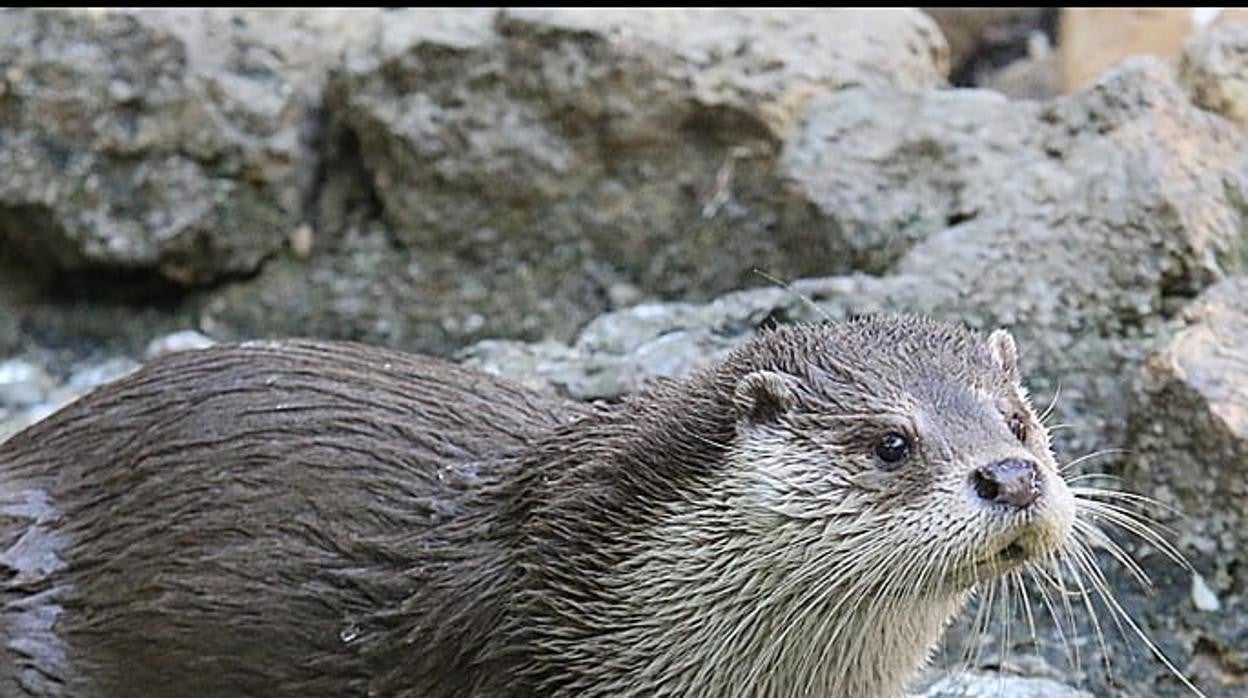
[0,340,577,697]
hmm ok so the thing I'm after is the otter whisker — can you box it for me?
[1074,499,1188,569]
[1071,485,1184,518]
[1069,543,1137,673]
[752,268,836,325]
[998,572,1014,680]
[1059,448,1129,473]
[963,574,996,671]
[1012,569,1038,648]
[1026,563,1078,672]
[1058,546,1115,683]
[1038,382,1062,425]
[1047,551,1086,674]
[1068,543,1207,698]
[1066,472,1122,484]
[1072,519,1154,591]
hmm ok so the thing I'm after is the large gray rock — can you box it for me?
[1122,276,1248,691]
[0,9,378,285]
[331,9,948,294]
[195,9,952,354]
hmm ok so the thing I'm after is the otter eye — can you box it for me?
[874,432,911,469]
[1008,413,1028,443]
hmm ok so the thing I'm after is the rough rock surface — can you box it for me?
[226,8,949,352]
[0,9,378,285]
[913,670,1093,698]
[470,57,1248,458]
[1180,21,1248,126]
[1121,276,1248,694]
[335,9,949,286]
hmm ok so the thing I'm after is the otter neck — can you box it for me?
[589,489,973,697]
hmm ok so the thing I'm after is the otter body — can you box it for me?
[0,319,1076,697]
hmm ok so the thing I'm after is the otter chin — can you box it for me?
[0,316,1080,697]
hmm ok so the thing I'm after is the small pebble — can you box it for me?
[289,223,314,259]
[145,330,217,359]
[1191,572,1221,612]
[0,360,55,407]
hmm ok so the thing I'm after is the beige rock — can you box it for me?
[1126,275,1248,634]
[1213,9,1248,26]
[1059,8,1192,91]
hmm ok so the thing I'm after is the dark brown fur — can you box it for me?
[0,318,1045,696]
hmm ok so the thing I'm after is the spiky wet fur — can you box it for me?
[0,317,1089,696]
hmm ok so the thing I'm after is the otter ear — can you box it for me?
[988,328,1019,378]
[734,371,799,425]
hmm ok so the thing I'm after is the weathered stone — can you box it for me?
[330,8,949,305]
[913,671,1093,698]
[144,329,215,358]
[474,59,1248,460]
[0,9,379,286]
[1180,22,1248,126]
[1059,8,1193,92]
[199,222,609,354]
[0,359,55,407]
[197,9,952,354]
[1121,276,1248,690]
[460,284,815,399]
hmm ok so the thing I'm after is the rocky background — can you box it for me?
[1,8,1245,697]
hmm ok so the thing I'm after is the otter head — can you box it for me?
[690,317,1078,695]
[729,318,1075,598]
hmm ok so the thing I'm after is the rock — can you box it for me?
[1213,9,1248,27]
[0,359,55,407]
[779,87,1033,269]
[474,59,1248,462]
[200,221,610,355]
[144,329,216,358]
[0,352,142,443]
[1191,573,1221,613]
[1059,8,1193,92]
[1122,276,1248,691]
[199,9,952,355]
[924,8,1055,87]
[0,9,379,286]
[330,8,948,303]
[1180,22,1248,126]
[913,671,1093,698]
[288,223,314,260]
[63,356,140,393]
[460,284,819,399]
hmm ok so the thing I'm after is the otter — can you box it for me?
[0,317,1077,697]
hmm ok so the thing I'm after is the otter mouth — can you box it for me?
[996,540,1027,563]
[964,538,1031,579]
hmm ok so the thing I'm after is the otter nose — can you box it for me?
[971,458,1039,508]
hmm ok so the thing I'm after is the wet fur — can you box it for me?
[0,318,1072,697]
